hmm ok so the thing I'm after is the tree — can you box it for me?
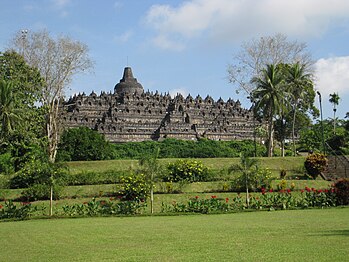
[252,64,286,157]
[285,62,316,156]
[228,33,313,95]
[11,30,93,163]
[329,93,340,134]
[57,127,114,161]
[0,80,21,140]
[0,51,45,143]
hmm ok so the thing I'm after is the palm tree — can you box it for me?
[329,93,340,134]
[252,64,286,157]
[286,62,313,156]
[0,80,21,140]
[229,154,259,207]
[139,148,162,214]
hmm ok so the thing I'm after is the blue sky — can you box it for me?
[1,0,349,120]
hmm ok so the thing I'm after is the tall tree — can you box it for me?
[11,30,93,163]
[252,64,286,157]
[228,33,313,95]
[285,62,316,156]
[329,93,340,134]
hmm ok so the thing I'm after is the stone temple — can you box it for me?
[62,67,256,143]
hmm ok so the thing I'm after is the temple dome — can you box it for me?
[114,67,144,95]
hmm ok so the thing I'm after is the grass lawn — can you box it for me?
[1,208,348,261]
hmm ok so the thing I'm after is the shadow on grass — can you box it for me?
[315,230,349,237]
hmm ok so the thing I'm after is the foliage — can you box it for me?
[0,152,14,175]
[231,167,272,192]
[21,183,64,201]
[118,173,151,202]
[10,158,68,189]
[0,51,45,144]
[304,153,328,179]
[0,200,42,220]
[300,187,337,208]
[162,187,338,214]
[165,159,210,183]
[64,170,127,186]
[0,80,22,139]
[57,127,115,161]
[112,138,265,159]
[333,179,349,205]
[61,198,145,216]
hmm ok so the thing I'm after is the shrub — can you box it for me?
[21,183,64,201]
[304,153,328,179]
[231,167,272,192]
[165,159,210,182]
[118,174,151,202]
[0,200,42,220]
[57,127,115,161]
[333,178,349,205]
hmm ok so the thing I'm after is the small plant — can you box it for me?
[304,153,328,179]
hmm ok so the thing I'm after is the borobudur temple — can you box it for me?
[61,67,256,143]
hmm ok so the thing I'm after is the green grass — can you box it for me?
[1,208,348,261]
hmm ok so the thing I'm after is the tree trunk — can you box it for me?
[292,104,297,157]
[267,115,274,157]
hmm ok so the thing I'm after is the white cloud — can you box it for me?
[169,88,188,98]
[314,56,349,97]
[52,0,71,8]
[114,31,133,43]
[145,0,349,50]
[114,1,123,10]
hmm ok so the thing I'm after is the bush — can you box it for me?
[65,170,127,186]
[118,174,151,202]
[10,161,68,189]
[304,153,328,179]
[21,183,64,201]
[0,200,42,220]
[165,159,210,182]
[230,167,272,192]
[57,127,115,161]
[333,178,349,205]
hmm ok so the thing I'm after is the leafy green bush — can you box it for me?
[57,127,115,161]
[165,159,210,182]
[333,178,349,205]
[0,200,42,220]
[230,167,272,192]
[118,174,151,202]
[65,170,127,186]
[21,183,64,201]
[10,161,68,189]
[304,153,328,179]
[112,138,266,159]
[61,198,146,216]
